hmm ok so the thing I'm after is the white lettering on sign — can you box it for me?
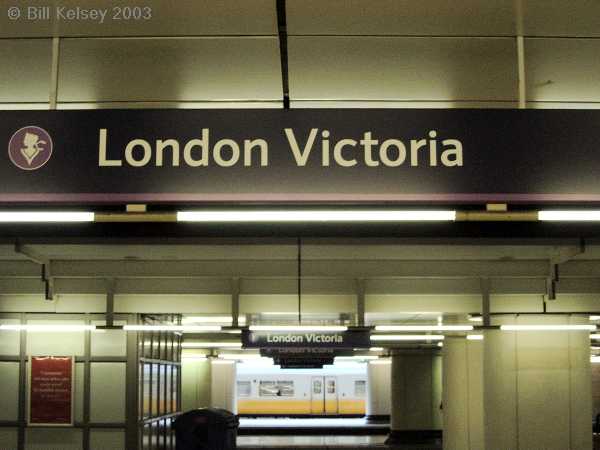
[98,128,463,168]
[265,333,344,344]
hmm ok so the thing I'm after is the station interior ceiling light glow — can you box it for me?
[538,210,600,221]
[177,210,457,222]
[469,316,483,322]
[248,325,348,332]
[500,325,596,331]
[123,325,222,332]
[182,316,247,325]
[0,324,96,332]
[467,334,484,340]
[375,325,473,332]
[370,334,445,341]
[181,342,242,348]
[0,212,95,222]
[334,356,379,361]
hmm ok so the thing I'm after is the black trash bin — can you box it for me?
[173,408,239,450]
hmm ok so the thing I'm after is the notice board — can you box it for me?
[29,356,74,426]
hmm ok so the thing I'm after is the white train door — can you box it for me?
[324,376,339,415]
[310,377,325,414]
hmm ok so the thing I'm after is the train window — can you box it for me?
[277,381,294,397]
[327,379,336,394]
[259,381,278,396]
[313,380,322,394]
[259,380,294,397]
[237,381,251,397]
[354,380,366,397]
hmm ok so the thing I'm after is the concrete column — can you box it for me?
[182,358,212,411]
[442,336,484,450]
[366,360,391,422]
[210,360,237,413]
[483,315,592,450]
[385,349,443,445]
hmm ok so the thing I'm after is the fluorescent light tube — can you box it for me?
[182,355,208,361]
[218,354,272,362]
[0,212,94,222]
[375,325,473,332]
[335,356,379,361]
[500,325,596,331]
[467,334,484,340]
[538,211,600,221]
[370,334,445,341]
[181,342,242,348]
[177,210,456,222]
[0,324,96,332]
[469,316,483,322]
[123,325,221,332]
[590,316,600,321]
[182,316,247,325]
[592,334,600,340]
[592,356,600,364]
[249,325,348,332]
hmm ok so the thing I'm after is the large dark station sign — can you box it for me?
[3,109,600,203]
[242,329,371,349]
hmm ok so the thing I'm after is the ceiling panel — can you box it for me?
[0,39,52,103]
[525,38,600,102]
[286,0,516,36]
[289,37,518,101]
[58,37,283,102]
[522,0,600,37]
[0,0,277,37]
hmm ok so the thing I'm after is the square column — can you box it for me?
[484,315,592,450]
[385,349,443,446]
[442,315,592,450]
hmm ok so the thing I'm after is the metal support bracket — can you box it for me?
[356,278,366,327]
[231,277,240,328]
[14,241,55,301]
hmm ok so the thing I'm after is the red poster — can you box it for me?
[29,356,74,426]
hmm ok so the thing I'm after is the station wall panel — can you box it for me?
[0,39,52,103]
[90,363,126,423]
[91,321,127,357]
[288,37,518,102]
[526,38,600,103]
[26,319,86,356]
[0,428,18,449]
[90,429,125,450]
[0,319,21,355]
[0,362,19,421]
[25,428,82,450]
[58,37,283,103]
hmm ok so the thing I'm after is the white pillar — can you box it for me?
[366,360,391,422]
[442,336,484,450]
[210,360,237,413]
[386,350,443,445]
[483,315,592,450]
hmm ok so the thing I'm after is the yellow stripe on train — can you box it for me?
[238,399,365,415]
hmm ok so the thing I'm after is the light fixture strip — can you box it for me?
[375,325,473,332]
[181,342,242,348]
[123,325,222,332]
[500,325,596,331]
[0,212,95,222]
[538,210,600,221]
[177,210,456,223]
[249,325,348,332]
[0,324,96,332]
[370,334,445,341]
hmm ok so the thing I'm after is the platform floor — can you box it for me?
[238,434,441,450]
[239,417,390,435]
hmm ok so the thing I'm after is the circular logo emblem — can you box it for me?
[8,126,53,170]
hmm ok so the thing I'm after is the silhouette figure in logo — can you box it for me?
[20,132,47,166]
